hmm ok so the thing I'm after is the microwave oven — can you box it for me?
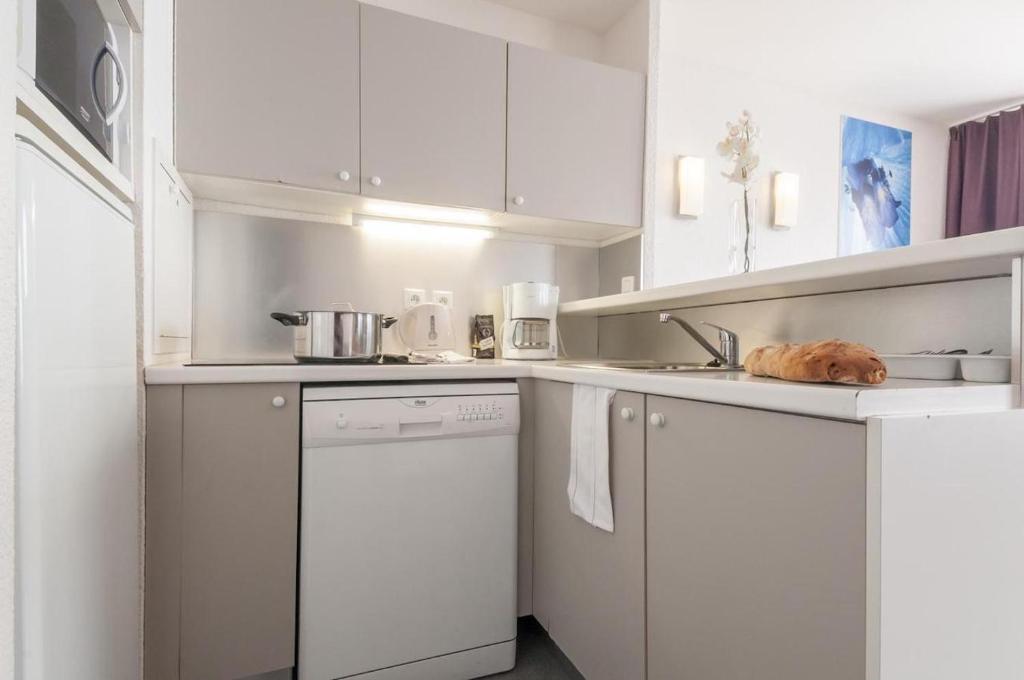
[34,0,130,163]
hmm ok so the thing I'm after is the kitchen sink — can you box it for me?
[559,360,743,372]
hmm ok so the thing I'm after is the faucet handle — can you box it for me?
[700,322,739,366]
[700,321,736,338]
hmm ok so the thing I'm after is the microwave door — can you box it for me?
[35,0,113,159]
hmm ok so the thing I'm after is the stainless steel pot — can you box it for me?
[271,304,397,362]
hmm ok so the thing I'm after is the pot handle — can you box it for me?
[382,316,398,329]
[271,312,305,327]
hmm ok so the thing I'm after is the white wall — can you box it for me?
[141,0,177,365]
[362,0,603,61]
[645,0,949,287]
[601,0,648,73]
[0,0,16,676]
[143,0,174,156]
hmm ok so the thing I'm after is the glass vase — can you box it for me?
[729,193,757,274]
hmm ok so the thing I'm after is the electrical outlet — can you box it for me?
[403,288,426,309]
[431,290,454,308]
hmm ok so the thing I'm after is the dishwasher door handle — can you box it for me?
[398,419,444,437]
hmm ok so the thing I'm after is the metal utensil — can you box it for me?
[271,303,397,362]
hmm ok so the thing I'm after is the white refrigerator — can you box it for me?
[15,129,139,679]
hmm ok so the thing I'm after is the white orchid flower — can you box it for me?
[718,110,760,188]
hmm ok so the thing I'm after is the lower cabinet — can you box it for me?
[646,395,867,680]
[145,383,300,680]
[146,379,871,680]
[532,381,646,680]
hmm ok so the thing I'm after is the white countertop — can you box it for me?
[144,360,1019,422]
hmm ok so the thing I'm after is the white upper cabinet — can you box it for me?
[173,2,646,237]
[507,44,645,227]
[175,0,360,192]
[359,5,507,210]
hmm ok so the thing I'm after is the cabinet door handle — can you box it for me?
[649,412,666,428]
[271,396,286,408]
[620,407,635,422]
[370,176,382,187]
[512,195,525,206]
[337,170,351,182]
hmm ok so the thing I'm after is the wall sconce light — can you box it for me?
[677,156,705,217]
[772,171,799,229]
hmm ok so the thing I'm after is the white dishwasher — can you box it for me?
[299,382,519,680]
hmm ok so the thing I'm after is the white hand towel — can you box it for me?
[567,384,616,533]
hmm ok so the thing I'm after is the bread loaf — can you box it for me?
[744,340,887,385]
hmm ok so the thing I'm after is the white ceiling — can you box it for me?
[489,0,639,34]
[666,0,1024,124]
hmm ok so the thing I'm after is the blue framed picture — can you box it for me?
[838,116,912,255]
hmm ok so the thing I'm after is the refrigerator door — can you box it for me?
[15,135,139,679]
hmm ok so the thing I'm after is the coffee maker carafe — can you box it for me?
[501,282,559,360]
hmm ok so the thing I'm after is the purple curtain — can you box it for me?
[945,106,1024,237]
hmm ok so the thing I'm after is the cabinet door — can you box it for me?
[176,0,360,192]
[360,5,507,210]
[507,44,644,227]
[646,396,867,680]
[533,381,646,680]
[144,385,183,680]
[180,384,300,680]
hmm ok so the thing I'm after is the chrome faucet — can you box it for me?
[658,313,740,367]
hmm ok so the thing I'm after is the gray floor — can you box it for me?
[487,618,584,680]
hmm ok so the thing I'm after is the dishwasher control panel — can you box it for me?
[303,392,520,447]
[455,400,508,422]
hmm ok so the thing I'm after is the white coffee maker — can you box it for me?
[501,282,559,360]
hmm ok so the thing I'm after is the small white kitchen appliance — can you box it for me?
[501,282,559,360]
[397,302,456,357]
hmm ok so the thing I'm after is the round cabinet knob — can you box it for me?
[620,407,635,422]
[370,176,382,187]
[271,396,286,408]
[649,412,666,428]
[337,170,351,182]
[335,417,348,429]
[513,195,525,206]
